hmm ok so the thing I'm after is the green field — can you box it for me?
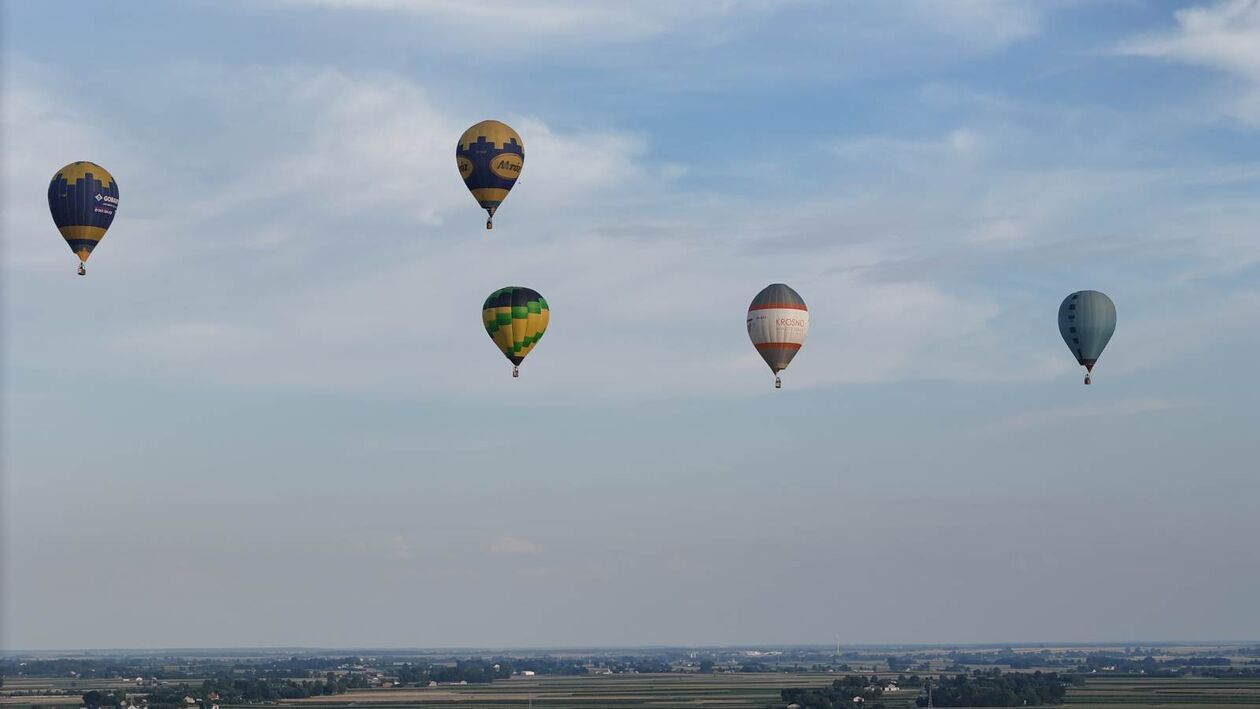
[6,672,1260,708]
[277,673,917,708]
[270,674,1260,708]
[3,673,911,709]
[1064,675,1260,707]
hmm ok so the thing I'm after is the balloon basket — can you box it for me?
[486,219,494,230]
[774,376,781,390]
[77,264,86,276]
[512,366,519,378]
[1084,374,1091,385]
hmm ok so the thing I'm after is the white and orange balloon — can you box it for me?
[746,283,808,389]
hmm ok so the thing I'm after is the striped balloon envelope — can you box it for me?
[1058,290,1116,385]
[747,283,809,389]
[47,161,118,275]
[457,120,523,229]
[482,286,549,378]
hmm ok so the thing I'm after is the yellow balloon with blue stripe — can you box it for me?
[48,161,118,276]
[457,120,523,230]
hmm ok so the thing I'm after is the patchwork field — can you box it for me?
[272,674,1260,708]
[279,673,854,708]
[1064,675,1260,707]
[6,671,1260,708]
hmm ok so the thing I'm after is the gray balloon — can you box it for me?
[1058,290,1116,384]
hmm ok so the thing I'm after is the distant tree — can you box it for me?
[699,660,715,674]
[81,690,123,709]
[914,670,1070,707]
[779,675,887,708]
[887,656,912,672]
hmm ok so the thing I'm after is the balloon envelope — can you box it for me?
[457,120,523,225]
[483,287,549,366]
[1058,290,1116,369]
[47,161,118,263]
[747,283,809,374]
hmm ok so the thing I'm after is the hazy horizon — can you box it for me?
[3,1,1259,651]
[6,640,1260,653]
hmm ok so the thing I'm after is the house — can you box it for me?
[884,684,899,692]
[520,671,535,677]
[852,697,865,704]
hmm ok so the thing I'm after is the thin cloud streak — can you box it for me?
[981,397,1185,433]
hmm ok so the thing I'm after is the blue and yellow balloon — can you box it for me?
[48,161,118,276]
[456,120,523,229]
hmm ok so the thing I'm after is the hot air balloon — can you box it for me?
[1058,290,1116,385]
[483,286,549,378]
[747,283,809,389]
[47,161,118,275]
[457,120,523,229]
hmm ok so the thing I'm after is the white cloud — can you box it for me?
[2,61,1020,399]
[387,535,415,561]
[1119,0,1260,123]
[983,397,1184,433]
[1124,0,1260,80]
[902,0,1044,48]
[268,0,1054,56]
[6,47,1258,404]
[488,536,540,555]
[270,0,796,47]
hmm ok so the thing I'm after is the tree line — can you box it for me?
[780,670,1077,709]
[914,670,1076,707]
[780,674,892,708]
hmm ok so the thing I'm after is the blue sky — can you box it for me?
[2,0,1259,650]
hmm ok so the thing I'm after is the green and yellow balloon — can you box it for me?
[457,120,523,229]
[47,161,118,275]
[482,287,549,378]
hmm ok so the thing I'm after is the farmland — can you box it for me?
[4,646,1260,708]
[8,674,1260,709]
[277,674,1260,708]
[1064,675,1260,707]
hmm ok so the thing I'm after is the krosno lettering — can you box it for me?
[777,317,806,327]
